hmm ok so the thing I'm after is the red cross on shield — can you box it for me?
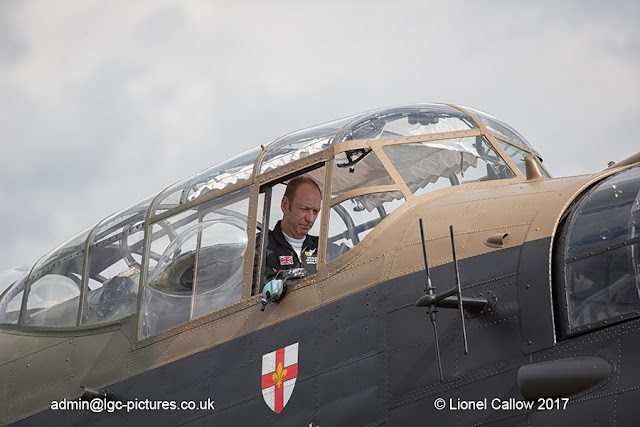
[261,342,299,413]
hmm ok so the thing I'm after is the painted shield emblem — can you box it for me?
[261,342,298,413]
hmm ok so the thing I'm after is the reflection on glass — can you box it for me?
[259,114,359,174]
[31,227,92,275]
[0,277,26,324]
[496,139,550,178]
[82,197,152,325]
[336,104,476,142]
[0,266,30,299]
[149,176,191,217]
[566,247,640,328]
[461,106,534,150]
[383,136,515,196]
[186,147,261,201]
[557,167,640,333]
[566,168,640,261]
[332,150,394,197]
[141,187,250,339]
[23,274,81,326]
[18,227,91,326]
[151,147,260,217]
[327,191,405,262]
[560,167,640,331]
[193,212,248,318]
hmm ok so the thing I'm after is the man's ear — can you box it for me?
[281,195,290,215]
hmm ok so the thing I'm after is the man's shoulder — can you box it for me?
[268,221,286,243]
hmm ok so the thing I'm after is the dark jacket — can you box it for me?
[264,221,318,282]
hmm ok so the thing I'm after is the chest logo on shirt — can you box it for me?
[279,255,294,265]
[303,249,317,264]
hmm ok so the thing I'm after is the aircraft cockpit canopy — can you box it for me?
[0,104,549,340]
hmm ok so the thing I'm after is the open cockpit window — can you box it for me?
[254,167,325,294]
[554,167,640,337]
[140,187,250,339]
[383,136,514,196]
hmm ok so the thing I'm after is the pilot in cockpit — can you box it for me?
[264,176,321,283]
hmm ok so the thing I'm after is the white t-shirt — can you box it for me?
[283,232,305,258]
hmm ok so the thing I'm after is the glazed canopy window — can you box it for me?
[555,167,640,336]
[2,227,93,326]
[141,187,250,339]
[259,115,359,174]
[82,196,153,325]
[461,106,534,151]
[334,104,478,141]
[496,138,550,179]
[327,191,405,262]
[258,104,479,175]
[151,146,261,217]
[331,150,395,197]
[383,136,515,196]
[326,149,403,262]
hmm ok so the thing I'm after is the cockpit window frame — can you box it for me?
[252,162,328,296]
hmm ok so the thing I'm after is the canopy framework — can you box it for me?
[0,104,547,336]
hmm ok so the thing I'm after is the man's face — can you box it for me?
[280,182,321,239]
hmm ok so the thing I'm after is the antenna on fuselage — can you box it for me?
[450,224,469,355]
[418,218,444,382]
[415,220,488,382]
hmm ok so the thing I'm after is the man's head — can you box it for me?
[280,176,322,239]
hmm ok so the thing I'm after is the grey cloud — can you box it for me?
[1,0,639,273]
[0,1,30,66]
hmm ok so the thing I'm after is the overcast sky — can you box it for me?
[1,0,639,273]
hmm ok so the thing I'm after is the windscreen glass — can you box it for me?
[496,139,550,178]
[383,136,514,196]
[332,150,394,197]
[327,191,405,262]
